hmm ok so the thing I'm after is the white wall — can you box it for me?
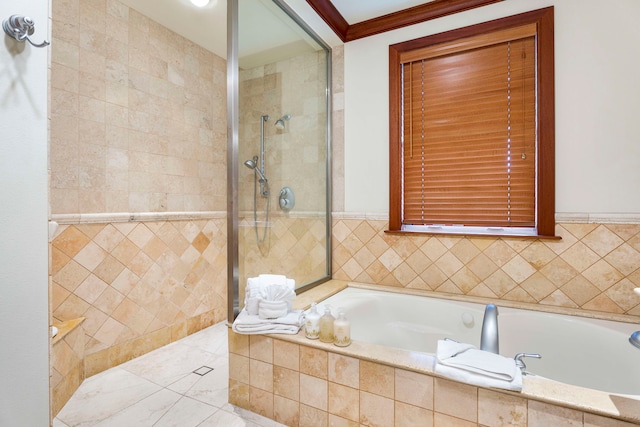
[343,0,640,215]
[0,1,50,425]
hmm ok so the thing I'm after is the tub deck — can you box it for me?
[273,280,640,425]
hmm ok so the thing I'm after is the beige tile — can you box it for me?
[229,353,249,384]
[250,335,273,364]
[229,378,249,408]
[328,382,358,422]
[433,378,477,423]
[360,360,394,399]
[300,346,328,379]
[478,389,527,427]
[249,386,273,420]
[433,412,477,427]
[228,329,250,356]
[328,414,358,427]
[274,395,300,427]
[300,403,328,427]
[395,401,433,427]
[395,368,433,410]
[584,413,638,427]
[582,225,625,257]
[527,400,583,426]
[274,366,299,401]
[274,339,299,370]
[359,391,394,427]
[328,353,359,388]
[300,373,328,411]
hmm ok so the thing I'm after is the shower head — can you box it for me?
[630,331,640,350]
[274,114,291,130]
[244,157,267,183]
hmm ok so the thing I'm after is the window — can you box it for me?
[388,7,555,237]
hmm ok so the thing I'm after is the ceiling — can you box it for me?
[118,0,497,64]
[330,0,434,24]
[117,0,442,60]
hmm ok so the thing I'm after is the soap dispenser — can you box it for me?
[333,310,351,347]
[319,305,335,343]
[305,302,321,339]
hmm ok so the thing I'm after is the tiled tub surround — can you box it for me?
[50,215,228,381]
[333,217,640,317]
[228,281,640,426]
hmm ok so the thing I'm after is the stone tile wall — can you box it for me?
[51,319,85,418]
[50,0,227,215]
[50,218,227,377]
[228,330,637,427]
[333,219,640,317]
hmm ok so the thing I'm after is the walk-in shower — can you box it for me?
[227,0,331,321]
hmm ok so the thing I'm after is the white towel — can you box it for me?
[244,275,296,315]
[232,309,304,335]
[435,340,522,391]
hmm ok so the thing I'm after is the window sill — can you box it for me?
[386,225,561,240]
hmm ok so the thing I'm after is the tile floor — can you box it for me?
[54,322,286,427]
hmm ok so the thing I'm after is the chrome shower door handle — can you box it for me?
[2,14,50,48]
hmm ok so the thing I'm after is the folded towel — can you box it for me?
[435,340,522,391]
[259,300,289,319]
[232,309,304,335]
[245,275,296,315]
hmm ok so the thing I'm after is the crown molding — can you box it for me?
[306,0,504,42]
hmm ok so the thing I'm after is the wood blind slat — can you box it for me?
[402,35,536,226]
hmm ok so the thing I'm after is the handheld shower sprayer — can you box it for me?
[244,156,268,183]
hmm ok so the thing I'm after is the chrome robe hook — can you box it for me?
[3,14,50,48]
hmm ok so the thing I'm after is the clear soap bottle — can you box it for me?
[319,305,335,343]
[305,302,321,339]
[333,310,351,347]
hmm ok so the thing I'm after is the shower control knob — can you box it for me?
[279,187,295,211]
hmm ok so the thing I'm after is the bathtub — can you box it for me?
[316,286,640,396]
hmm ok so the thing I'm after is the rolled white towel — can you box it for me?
[259,300,288,319]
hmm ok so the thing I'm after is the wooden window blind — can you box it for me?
[400,26,537,228]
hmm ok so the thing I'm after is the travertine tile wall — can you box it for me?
[51,319,85,418]
[238,49,330,287]
[239,50,328,213]
[332,219,640,316]
[228,331,637,427]
[50,219,227,376]
[49,0,229,385]
[240,214,328,288]
[50,0,226,214]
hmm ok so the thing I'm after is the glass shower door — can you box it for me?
[228,0,331,319]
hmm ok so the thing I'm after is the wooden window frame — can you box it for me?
[388,7,556,238]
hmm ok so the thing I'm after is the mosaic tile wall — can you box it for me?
[50,0,227,215]
[228,331,636,427]
[50,219,227,376]
[332,219,640,317]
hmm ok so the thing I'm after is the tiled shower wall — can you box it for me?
[50,219,227,376]
[49,0,228,388]
[332,218,640,316]
[238,49,330,287]
[50,0,227,214]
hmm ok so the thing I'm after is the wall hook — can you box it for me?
[3,15,50,48]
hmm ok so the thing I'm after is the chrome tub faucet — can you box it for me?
[480,303,499,354]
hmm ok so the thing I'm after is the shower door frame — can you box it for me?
[227,0,333,323]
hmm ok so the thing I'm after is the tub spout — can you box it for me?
[480,303,499,354]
